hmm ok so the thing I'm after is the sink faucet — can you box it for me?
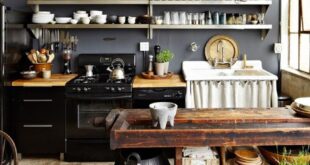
[213,40,237,68]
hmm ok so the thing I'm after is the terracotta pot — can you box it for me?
[32,63,52,73]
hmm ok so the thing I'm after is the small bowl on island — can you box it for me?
[149,102,178,129]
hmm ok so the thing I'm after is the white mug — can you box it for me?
[81,17,90,24]
[128,16,136,24]
[118,16,126,24]
[42,70,51,79]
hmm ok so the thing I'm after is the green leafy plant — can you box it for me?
[277,146,310,165]
[156,49,174,63]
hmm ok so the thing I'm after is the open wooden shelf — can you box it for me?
[150,0,272,5]
[27,24,149,29]
[150,24,272,30]
[27,0,149,5]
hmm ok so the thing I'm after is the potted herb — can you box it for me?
[155,49,174,76]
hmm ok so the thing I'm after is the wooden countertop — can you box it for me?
[12,74,77,87]
[133,74,186,88]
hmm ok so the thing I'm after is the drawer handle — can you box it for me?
[23,125,53,128]
[23,99,53,102]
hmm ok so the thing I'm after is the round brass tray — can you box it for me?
[204,35,239,66]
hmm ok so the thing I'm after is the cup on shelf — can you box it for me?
[154,16,163,25]
[118,16,126,24]
[128,16,136,24]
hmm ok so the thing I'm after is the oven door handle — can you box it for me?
[66,95,132,100]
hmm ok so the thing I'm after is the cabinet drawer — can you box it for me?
[17,126,64,153]
[18,101,63,124]
[17,87,64,100]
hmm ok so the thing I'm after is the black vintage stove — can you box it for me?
[64,54,135,162]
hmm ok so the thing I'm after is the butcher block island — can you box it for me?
[106,108,310,165]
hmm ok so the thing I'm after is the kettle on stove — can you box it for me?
[106,64,125,80]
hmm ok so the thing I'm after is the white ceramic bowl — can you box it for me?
[32,14,54,24]
[36,11,51,14]
[73,13,89,21]
[149,102,178,129]
[76,10,87,14]
[96,18,107,24]
[70,19,78,24]
[90,10,103,17]
[55,17,72,24]
[81,17,91,24]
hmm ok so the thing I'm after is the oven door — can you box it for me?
[66,94,132,139]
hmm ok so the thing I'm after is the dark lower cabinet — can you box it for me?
[13,87,65,154]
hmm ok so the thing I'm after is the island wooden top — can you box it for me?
[133,74,186,88]
[107,108,310,150]
[12,74,77,87]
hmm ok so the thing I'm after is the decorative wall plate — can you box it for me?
[205,35,239,66]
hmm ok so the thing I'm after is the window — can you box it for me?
[289,0,310,73]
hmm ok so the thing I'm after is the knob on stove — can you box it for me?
[76,87,81,92]
[117,87,122,92]
[110,87,115,92]
[83,87,88,92]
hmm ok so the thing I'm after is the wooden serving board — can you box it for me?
[133,74,186,88]
[108,108,310,150]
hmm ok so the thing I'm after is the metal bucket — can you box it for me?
[115,148,170,165]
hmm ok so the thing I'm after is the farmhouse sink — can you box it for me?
[182,61,278,81]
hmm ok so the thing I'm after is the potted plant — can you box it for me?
[155,49,174,76]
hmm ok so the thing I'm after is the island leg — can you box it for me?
[175,147,183,165]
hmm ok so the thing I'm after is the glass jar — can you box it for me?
[227,13,235,25]
[212,12,219,25]
[219,12,226,25]
[235,13,242,24]
[205,11,212,25]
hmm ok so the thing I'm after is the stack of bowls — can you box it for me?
[73,11,89,22]
[32,11,54,24]
[234,149,262,165]
[291,97,310,117]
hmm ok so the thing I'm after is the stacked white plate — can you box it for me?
[32,11,54,24]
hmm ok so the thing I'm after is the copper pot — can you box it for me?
[31,63,52,73]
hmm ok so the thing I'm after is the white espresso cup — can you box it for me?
[118,16,126,24]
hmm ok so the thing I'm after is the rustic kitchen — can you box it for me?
[0,0,310,165]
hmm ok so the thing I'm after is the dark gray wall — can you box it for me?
[5,0,280,75]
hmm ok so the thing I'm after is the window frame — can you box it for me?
[287,0,310,73]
